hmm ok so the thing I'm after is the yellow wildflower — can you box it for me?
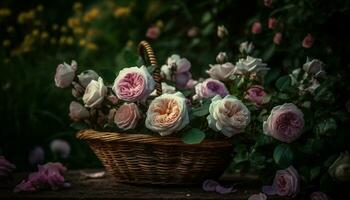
[114,7,131,17]
[79,39,86,46]
[73,27,84,35]
[0,8,11,17]
[86,42,98,51]
[17,10,35,24]
[66,36,74,45]
[2,40,11,47]
[83,7,100,22]
[68,17,80,28]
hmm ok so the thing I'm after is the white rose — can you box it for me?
[145,92,189,136]
[302,59,326,78]
[207,95,250,137]
[206,62,235,81]
[239,41,254,54]
[78,70,99,87]
[54,60,77,88]
[83,77,107,108]
[235,56,269,76]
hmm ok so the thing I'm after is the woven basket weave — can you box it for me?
[76,41,233,185]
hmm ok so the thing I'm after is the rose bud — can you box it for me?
[328,152,350,182]
[83,77,107,108]
[302,33,314,48]
[216,52,228,64]
[263,103,304,143]
[273,32,282,45]
[50,139,71,159]
[146,26,160,40]
[146,92,189,136]
[28,146,45,165]
[251,21,262,34]
[77,70,99,88]
[217,25,229,38]
[54,60,77,88]
[207,95,250,137]
[268,18,277,29]
[69,101,90,121]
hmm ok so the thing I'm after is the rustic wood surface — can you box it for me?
[0,169,289,199]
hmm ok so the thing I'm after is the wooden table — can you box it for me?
[0,169,287,199]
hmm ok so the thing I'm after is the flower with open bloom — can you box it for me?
[235,56,269,77]
[262,166,300,197]
[273,32,282,45]
[302,33,314,48]
[77,70,99,88]
[207,95,250,137]
[248,193,267,200]
[14,162,70,192]
[263,103,304,143]
[0,156,16,179]
[251,21,262,34]
[50,139,71,159]
[54,60,77,88]
[161,55,192,88]
[193,78,229,101]
[112,103,141,130]
[245,85,268,106]
[303,59,326,78]
[69,101,90,122]
[206,62,235,81]
[145,92,189,136]
[83,77,107,108]
[113,66,155,102]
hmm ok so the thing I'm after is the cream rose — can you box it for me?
[235,56,269,77]
[82,77,107,108]
[145,92,189,136]
[206,62,235,81]
[207,95,250,137]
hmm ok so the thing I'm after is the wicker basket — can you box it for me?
[76,41,233,185]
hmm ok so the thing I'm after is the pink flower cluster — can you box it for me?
[14,162,70,193]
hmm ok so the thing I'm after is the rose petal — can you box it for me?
[202,179,219,192]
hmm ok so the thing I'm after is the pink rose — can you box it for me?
[161,55,192,88]
[50,139,71,159]
[251,22,262,34]
[268,18,276,29]
[146,92,189,136]
[14,162,69,192]
[112,103,141,130]
[113,66,155,102]
[54,60,77,88]
[245,85,267,106]
[185,79,198,89]
[206,62,235,81]
[264,0,272,8]
[273,32,282,45]
[69,101,90,122]
[263,166,300,197]
[263,103,304,143]
[248,193,267,200]
[193,78,229,101]
[302,33,314,48]
[0,156,16,179]
[310,191,331,200]
[146,26,160,39]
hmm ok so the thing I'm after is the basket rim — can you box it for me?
[76,129,232,148]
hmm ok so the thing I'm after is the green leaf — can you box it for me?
[181,128,205,144]
[273,144,294,167]
[300,138,324,154]
[70,122,89,130]
[275,75,291,92]
[314,118,337,136]
[191,100,210,117]
[310,166,321,180]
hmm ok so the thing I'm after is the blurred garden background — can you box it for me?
[1,0,350,173]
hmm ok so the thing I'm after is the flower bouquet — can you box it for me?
[55,39,349,196]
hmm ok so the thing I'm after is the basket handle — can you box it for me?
[138,40,162,96]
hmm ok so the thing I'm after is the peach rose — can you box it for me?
[112,103,141,130]
[207,95,250,137]
[145,92,189,136]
